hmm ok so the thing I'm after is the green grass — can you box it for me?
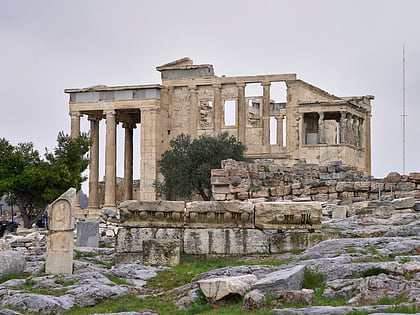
[302,269,323,290]
[358,267,390,278]
[0,274,25,284]
[378,294,409,305]
[105,275,134,286]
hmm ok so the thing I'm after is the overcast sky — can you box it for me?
[1,0,419,190]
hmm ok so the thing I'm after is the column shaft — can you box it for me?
[276,116,284,146]
[262,82,271,153]
[318,112,325,144]
[339,111,347,144]
[88,117,100,209]
[237,83,246,143]
[104,110,117,209]
[189,86,198,138]
[70,111,81,210]
[364,114,372,174]
[123,123,134,200]
[213,84,222,135]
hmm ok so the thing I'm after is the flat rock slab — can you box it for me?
[269,304,403,314]
[0,251,26,279]
[391,197,415,210]
[252,265,305,297]
[76,221,99,247]
[198,274,257,302]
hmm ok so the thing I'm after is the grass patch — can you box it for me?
[359,267,390,278]
[0,274,25,284]
[302,269,323,290]
[378,294,409,305]
[105,275,134,286]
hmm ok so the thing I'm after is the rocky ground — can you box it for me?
[0,204,419,314]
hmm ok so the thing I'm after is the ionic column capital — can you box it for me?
[236,82,246,88]
[122,121,137,129]
[70,111,82,118]
[104,109,116,117]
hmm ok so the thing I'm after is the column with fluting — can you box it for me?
[213,84,222,136]
[189,86,198,138]
[87,115,100,210]
[261,81,271,153]
[237,83,246,143]
[104,110,117,209]
[70,111,81,210]
[123,122,135,201]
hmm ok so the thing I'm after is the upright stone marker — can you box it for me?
[45,188,76,274]
[76,221,99,247]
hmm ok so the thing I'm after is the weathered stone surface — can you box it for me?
[252,265,305,297]
[269,305,397,314]
[142,239,180,266]
[198,274,257,302]
[183,228,269,255]
[185,201,254,228]
[254,202,322,230]
[46,188,76,275]
[0,293,75,314]
[119,200,185,228]
[335,182,354,192]
[331,205,348,219]
[385,171,401,183]
[65,284,129,307]
[76,221,99,248]
[174,288,201,310]
[269,232,339,253]
[391,197,415,210]
[0,251,26,279]
[242,289,266,311]
[0,309,23,315]
[283,289,315,305]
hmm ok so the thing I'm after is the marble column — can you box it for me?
[365,113,372,175]
[339,111,347,144]
[123,122,135,201]
[346,113,354,145]
[275,115,284,147]
[104,110,117,209]
[358,118,364,148]
[70,111,81,210]
[318,112,325,144]
[213,84,222,135]
[237,83,246,143]
[261,81,271,153]
[189,86,198,138]
[353,116,360,147]
[88,116,100,210]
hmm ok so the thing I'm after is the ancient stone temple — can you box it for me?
[66,57,373,213]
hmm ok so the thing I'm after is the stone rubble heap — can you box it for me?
[212,159,420,202]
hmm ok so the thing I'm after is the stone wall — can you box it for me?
[211,159,420,202]
[115,200,322,264]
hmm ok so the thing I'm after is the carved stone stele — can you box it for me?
[45,188,76,274]
[185,201,254,228]
[254,201,322,230]
[118,200,185,228]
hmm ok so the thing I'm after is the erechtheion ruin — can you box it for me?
[65,58,373,214]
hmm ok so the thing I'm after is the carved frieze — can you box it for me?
[185,201,254,228]
[254,201,322,230]
[119,200,185,228]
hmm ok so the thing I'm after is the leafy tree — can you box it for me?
[156,132,247,201]
[0,132,91,228]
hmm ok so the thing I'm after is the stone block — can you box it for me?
[391,197,416,210]
[212,185,230,194]
[230,184,249,193]
[237,192,249,200]
[185,201,254,228]
[142,239,181,266]
[385,171,401,183]
[255,202,322,230]
[115,227,182,253]
[76,221,99,248]
[354,182,371,191]
[214,193,227,200]
[283,289,315,305]
[0,250,26,279]
[310,187,329,195]
[269,232,334,253]
[250,187,270,198]
[183,228,269,255]
[242,289,267,311]
[252,265,305,297]
[331,205,349,219]
[211,176,230,185]
[198,274,258,302]
[396,181,416,191]
[414,202,420,212]
[119,200,185,228]
[263,179,282,186]
[409,172,420,182]
[211,169,228,177]
[335,182,354,192]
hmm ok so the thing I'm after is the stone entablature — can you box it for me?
[211,160,420,202]
[66,57,373,210]
[115,199,322,263]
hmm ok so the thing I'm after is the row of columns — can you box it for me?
[315,111,365,147]
[183,81,278,151]
[70,109,146,210]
